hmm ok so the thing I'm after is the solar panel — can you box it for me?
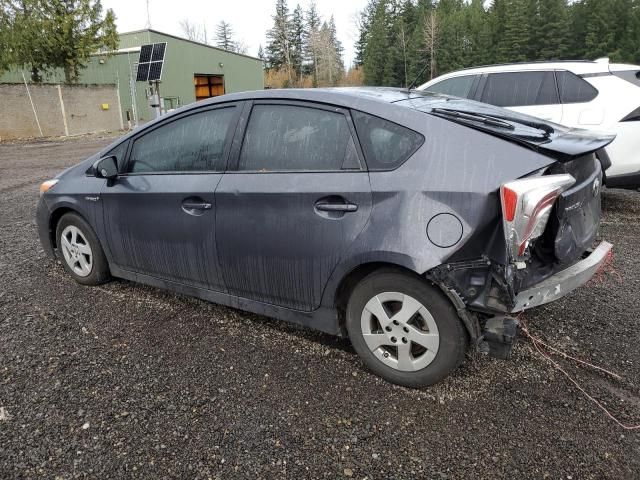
[135,62,150,82]
[138,44,153,63]
[151,43,166,61]
[136,43,167,82]
[148,61,164,81]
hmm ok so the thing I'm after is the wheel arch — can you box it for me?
[332,261,426,333]
[48,206,90,250]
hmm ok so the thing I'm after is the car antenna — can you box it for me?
[406,62,430,92]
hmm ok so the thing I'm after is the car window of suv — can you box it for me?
[351,111,424,171]
[238,104,360,171]
[556,70,599,103]
[480,71,558,107]
[127,107,236,173]
[426,75,477,98]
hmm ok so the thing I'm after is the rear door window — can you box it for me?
[425,75,478,98]
[480,71,559,107]
[351,111,424,171]
[238,104,360,172]
[127,107,237,173]
[556,70,599,103]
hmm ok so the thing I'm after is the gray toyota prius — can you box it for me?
[37,87,614,387]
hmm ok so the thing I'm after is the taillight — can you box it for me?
[500,174,575,262]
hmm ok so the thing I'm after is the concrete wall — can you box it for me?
[0,29,265,127]
[0,84,122,140]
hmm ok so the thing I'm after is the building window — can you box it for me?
[194,74,224,101]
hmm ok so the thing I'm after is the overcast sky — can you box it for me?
[102,0,368,67]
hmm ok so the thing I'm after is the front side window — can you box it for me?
[352,111,424,171]
[107,140,129,171]
[480,71,559,107]
[426,75,477,98]
[556,71,599,104]
[127,107,236,173]
[238,104,359,171]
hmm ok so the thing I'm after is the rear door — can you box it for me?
[476,70,563,123]
[555,70,601,127]
[100,103,241,291]
[215,101,372,312]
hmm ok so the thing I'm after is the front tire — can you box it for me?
[346,270,468,388]
[55,213,111,286]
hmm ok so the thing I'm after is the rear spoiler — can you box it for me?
[536,128,616,162]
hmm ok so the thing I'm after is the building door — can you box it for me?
[195,74,225,101]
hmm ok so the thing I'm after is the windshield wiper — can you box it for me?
[475,111,555,136]
[431,108,515,130]
[431,107,554,137]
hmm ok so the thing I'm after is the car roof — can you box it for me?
[196,87,416,107]
[428,60,611,77]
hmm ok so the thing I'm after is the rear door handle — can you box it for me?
[315,202,358,212]
[182,201,212,210]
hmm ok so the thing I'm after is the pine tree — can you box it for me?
[258,44,267,69]
[215,20,234,51]
[10,0,118,83]
[266,0,292,72]
[328,15,344,80]
[534,0,570,60]
[303,0,321,83]
[363,0,390,85]
[496,0,531,63]
[290,4,305,76]
[354,0,379,67]
[462,0,490,67]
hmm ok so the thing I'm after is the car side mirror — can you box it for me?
[95,156,118,181]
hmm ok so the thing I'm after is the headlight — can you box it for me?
[39,179,59,196]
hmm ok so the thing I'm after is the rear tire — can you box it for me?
[346,269,468,388]
[55,213,111,286]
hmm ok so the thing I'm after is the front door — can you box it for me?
[215,102,372,311]
[101,104,240,291]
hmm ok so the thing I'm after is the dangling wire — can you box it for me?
[520,317,640,430]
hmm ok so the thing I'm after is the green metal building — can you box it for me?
[0,29,264,126]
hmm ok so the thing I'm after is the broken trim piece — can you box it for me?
[435,282,482,343]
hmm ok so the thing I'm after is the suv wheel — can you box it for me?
[55,213,110,286]
[346,270,468,387]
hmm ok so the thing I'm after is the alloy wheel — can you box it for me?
[360,292,440,372]
[60,225,93,277]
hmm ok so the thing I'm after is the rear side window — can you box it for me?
[352,111,424,171]
[127,107,236,173]
[238,104,360,171]
[426,75,477,98]
[556,71,599,103]
[612,70,640,88]
[480,71,559,107]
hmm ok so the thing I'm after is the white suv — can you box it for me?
[418,59,640,189]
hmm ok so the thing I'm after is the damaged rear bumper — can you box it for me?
[511,241,613,312]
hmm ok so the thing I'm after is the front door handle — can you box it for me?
[315,202,358,212]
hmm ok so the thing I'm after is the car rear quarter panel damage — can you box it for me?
[320,110,555,315]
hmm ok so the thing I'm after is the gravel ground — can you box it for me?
[1,134,639,479]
